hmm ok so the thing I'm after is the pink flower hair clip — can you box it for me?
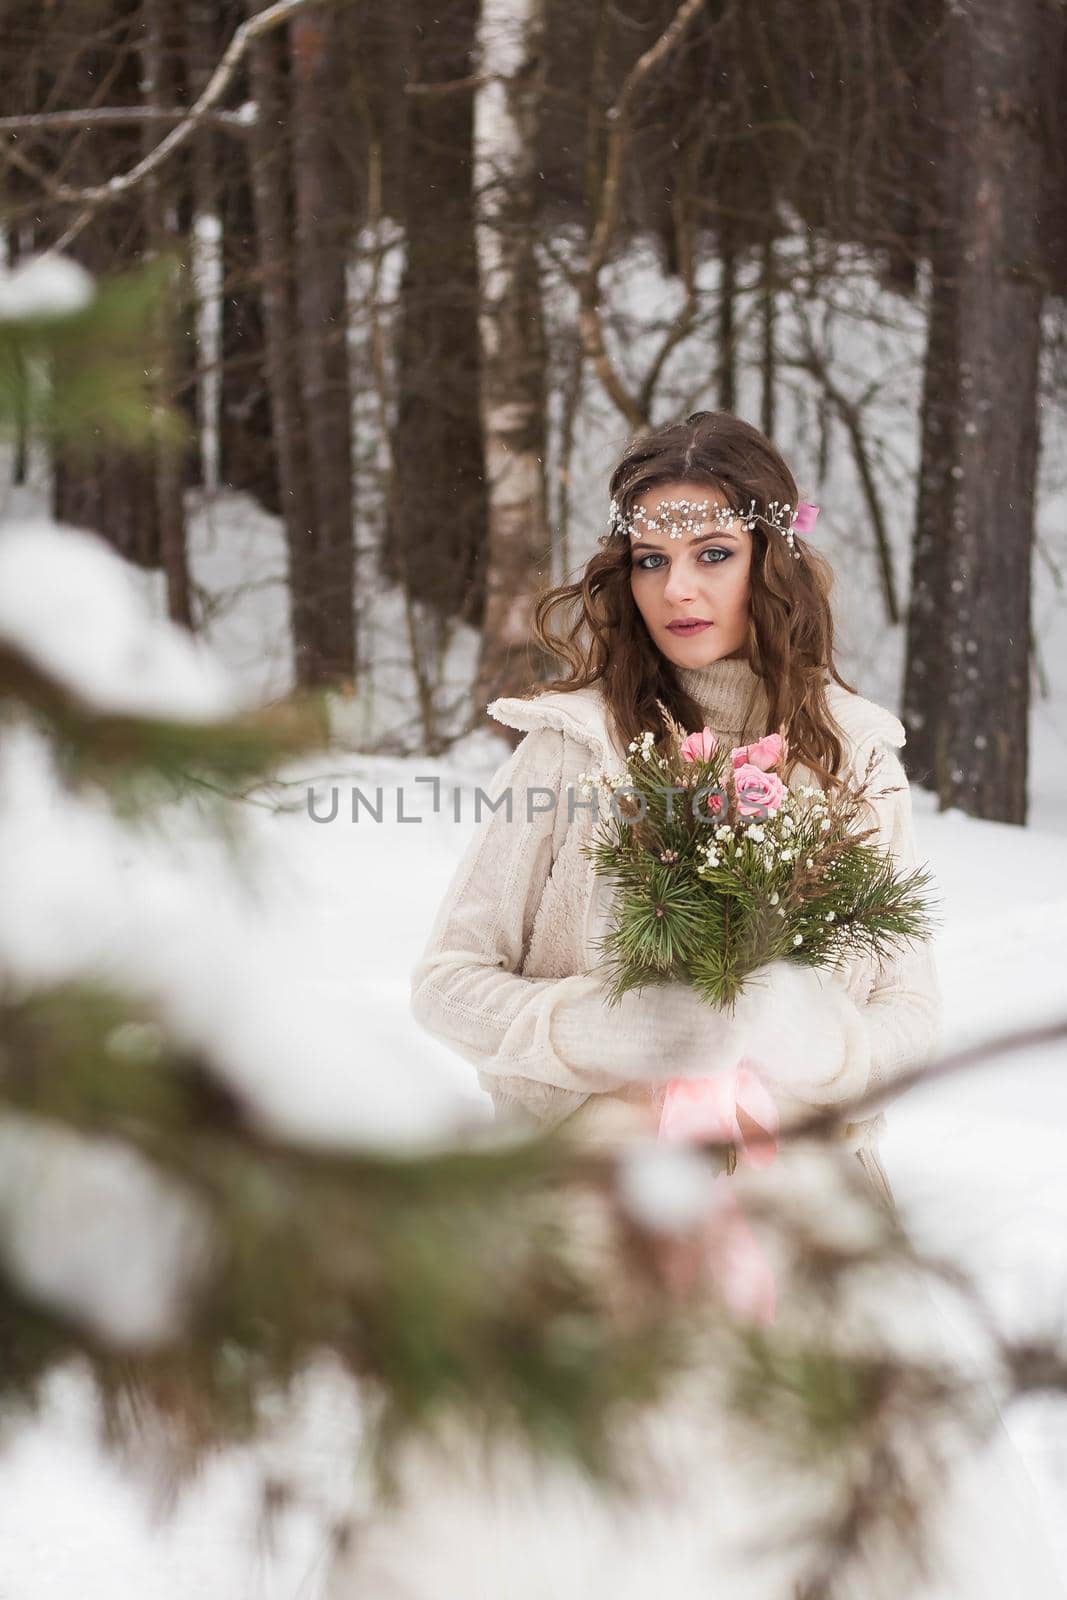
[756,499,821,559]
[792,501,820,535]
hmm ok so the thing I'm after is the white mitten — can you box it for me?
[548,971,738,1093]
[713,960,872,1119]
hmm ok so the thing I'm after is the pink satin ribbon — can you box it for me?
[658,1060,780,1325]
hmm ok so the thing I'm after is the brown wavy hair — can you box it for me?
[530,411,857,789]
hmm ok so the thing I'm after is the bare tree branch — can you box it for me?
[0,107,253,135]
[578,0,710,430]
[636,140,703,418]
[791,322,901,625]
[405,72,496,97]
[43,0,315,253]
[779,1014,1067,1149]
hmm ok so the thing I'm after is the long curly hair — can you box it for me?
[530,411,857,789]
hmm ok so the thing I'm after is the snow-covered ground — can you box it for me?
[2,242,1067,1594]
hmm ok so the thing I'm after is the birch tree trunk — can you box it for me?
[473,0,552,712]
[138,0,194,628]
[184,0,224,499]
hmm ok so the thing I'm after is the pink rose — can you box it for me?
[706,790,723,816]
[733,762,787,818]
[680,727,718,763]
[730,733,784,772]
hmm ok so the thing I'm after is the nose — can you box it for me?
[662,558,697,604]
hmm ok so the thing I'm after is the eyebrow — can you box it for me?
[629,530,740,552]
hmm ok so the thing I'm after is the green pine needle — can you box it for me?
[583,752,940,1013]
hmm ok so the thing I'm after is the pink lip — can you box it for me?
[666,619,712,633]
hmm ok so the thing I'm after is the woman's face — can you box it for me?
[627,480,754,668]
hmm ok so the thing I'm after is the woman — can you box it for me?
[411,410,941,1208]
[336,412,1065,1599]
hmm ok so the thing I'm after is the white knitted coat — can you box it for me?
[410,674,942,1194]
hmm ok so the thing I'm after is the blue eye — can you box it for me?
[632,548,731,571]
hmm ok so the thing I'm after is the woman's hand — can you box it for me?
[712,960,873,1118]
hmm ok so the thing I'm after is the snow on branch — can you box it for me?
[0,521,233,722]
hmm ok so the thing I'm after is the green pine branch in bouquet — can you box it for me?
[580,715,939,1012]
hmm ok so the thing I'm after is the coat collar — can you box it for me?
[487,685,626,775]
[487,679,906,773]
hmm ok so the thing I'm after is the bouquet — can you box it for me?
[578,711,937,1012]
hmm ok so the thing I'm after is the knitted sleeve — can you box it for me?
[847,734,944,1099]
[409,726,735,1129]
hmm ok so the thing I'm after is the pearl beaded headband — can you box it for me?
[607,495,820,559]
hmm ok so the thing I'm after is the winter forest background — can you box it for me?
[2,1,1067,1597]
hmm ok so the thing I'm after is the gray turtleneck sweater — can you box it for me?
[671,656,824,796]
[674,656,771,752]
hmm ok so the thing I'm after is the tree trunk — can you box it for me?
[50,2,158,567]
[473,0,553,711]
[901,12,965,786]
[759,230,776,439]
[218,148,277,510]
[716,219,737,413]
[289,4,357,684]
[244,1,321,684]
[915,0,1055,822]
[901,252,958,786]
[381,0,488,637]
